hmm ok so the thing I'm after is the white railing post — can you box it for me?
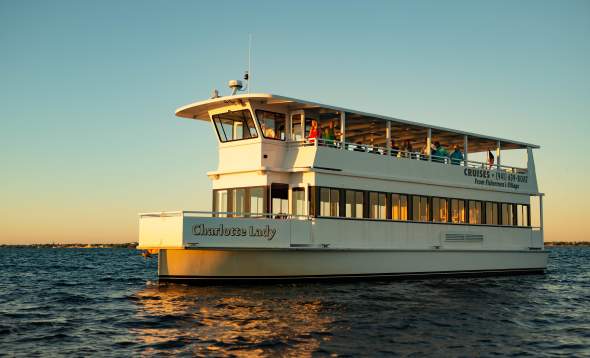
[427,128,432,161]
[496,140,501,170]
[386,121,391,155]
[464,135,469,165]
[340,111,346,150]
[539,194,544,233]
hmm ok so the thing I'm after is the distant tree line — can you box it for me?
[0,242,138,248]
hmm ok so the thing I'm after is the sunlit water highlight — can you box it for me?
[0,247,589,356]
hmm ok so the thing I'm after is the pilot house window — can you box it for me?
[212,110,258,142]
[256,110,286,140]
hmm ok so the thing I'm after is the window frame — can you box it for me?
[211,109,258,143]
[255,109,287,141]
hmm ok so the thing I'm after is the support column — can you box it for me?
[496,140,501,169]
[463,135,469,165]
[539,194,544,232]
[340,111,346,149]
[386,121,391,155]
[304,185,309,216]
[427,128,432,161]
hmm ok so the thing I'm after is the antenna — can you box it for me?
[248,34,252,93]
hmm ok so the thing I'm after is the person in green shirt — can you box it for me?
[433,141,449,163]
[322,121,336,145]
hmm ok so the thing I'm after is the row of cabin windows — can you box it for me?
[213,187,266,217]
[314,187,530,227]
[213,185,530,227]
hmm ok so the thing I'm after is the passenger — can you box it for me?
[421,143,434,161]
[450,144,463,165]
[390,139,400,156]
[434,141,448,163]
[322,121,336,145]
[308,120,318,144]
[403,140,413,158]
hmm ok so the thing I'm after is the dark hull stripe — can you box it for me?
[158,268,546,284]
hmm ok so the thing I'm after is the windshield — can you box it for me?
[212,110,258,142]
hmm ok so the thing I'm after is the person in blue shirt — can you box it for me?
[450,144,464,165]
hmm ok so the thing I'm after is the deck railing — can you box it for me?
[138,210,539,229]
[297,138,527,174]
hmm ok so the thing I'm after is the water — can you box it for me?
[0,247,589,357]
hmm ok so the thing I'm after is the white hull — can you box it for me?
[157,248,548,281]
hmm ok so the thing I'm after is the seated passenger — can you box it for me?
[308,120,318,144]
[450,145,463,165]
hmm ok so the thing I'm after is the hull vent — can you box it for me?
[445,233,484,242]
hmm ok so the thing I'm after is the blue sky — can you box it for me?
[1,0,589,243]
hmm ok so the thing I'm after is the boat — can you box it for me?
[138,80,548,282]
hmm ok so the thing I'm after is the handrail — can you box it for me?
[138,210,539,229]
[299,138,527,174]
[139,210,311,219]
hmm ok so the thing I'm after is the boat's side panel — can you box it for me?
[158,249,548,279]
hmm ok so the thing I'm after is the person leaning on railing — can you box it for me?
[322,120,336,146]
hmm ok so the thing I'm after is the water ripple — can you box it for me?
[0,247,589,356]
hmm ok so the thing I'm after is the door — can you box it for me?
[290,111,304,141]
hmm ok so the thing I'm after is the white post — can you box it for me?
[539,194,544,232]
[386,121,391,155]
[304,185,309,216]
[427,128,432,161]
[340,111,346,149]
[464,135,468,165]
[496,140,501,170]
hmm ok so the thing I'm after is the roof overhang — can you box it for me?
[174,93,540,150]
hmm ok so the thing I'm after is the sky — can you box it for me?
[1,0,589,243]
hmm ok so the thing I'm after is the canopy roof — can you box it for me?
[175,93,540,151]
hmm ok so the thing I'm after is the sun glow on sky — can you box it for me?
[1,0,589,243]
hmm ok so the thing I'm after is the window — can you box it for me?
[468,200,482,224]
[412,195,430,222]
[214,190,228,217]
[369,192,386,219]
[486,202,498,225]
[256,110,286,140]
[517,204,529,227]
[320,188,340,217]
[392,194,408,221]
[292,188,305,216]
[345,190,364,218]
[432,197,448,222]
[451,199,466,223]
[501,203,514,226]
[212,110,258,142]
[232,188,246,217]
[250,187,265,216]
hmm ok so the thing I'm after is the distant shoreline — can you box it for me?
[0,242,138,249]
[0,242,588,248]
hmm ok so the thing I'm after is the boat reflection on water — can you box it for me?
[131,282,336,356]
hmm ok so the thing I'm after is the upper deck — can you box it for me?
[175,93,540,195]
